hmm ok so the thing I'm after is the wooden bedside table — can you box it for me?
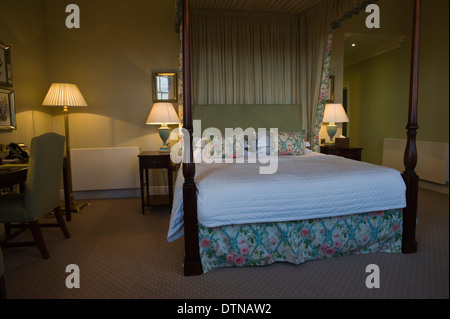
[320,145,363,161]
[138,151,173,214]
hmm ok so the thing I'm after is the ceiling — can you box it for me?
[190,0,320,14]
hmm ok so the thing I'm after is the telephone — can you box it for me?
[6,143,30,160]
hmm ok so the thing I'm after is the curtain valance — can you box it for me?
[174,0,379,36]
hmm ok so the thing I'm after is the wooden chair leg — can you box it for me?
[54,207,71,239]
[0,275,6,299]
[29,221,49,259]
[4,223,11,238]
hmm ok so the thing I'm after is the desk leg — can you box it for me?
[168,166,173,211]
[145,169,150,199]
[63,157,72,221]
[139,167,145,215]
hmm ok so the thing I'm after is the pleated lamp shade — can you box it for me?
[42,83,88,107]
[146,102,180,125]
[322,104,349,123]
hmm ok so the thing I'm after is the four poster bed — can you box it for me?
[169,0,420,276]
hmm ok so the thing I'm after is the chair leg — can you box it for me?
[0,275,6,299]
[29,221,49,259]
[54,206,71,239]
[4,223,11,238]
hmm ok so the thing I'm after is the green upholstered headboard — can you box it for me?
[193,104,303,133]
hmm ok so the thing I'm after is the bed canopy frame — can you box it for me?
[179,0,420,276]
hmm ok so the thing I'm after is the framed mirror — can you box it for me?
[152,72,177,102]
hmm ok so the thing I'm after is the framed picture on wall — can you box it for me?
[0,88,16,130]
[326,76,335,103]
[0,42,13,87]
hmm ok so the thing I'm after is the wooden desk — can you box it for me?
[0,166,27,191]
[0,157,72,221]
[138,151,173,214]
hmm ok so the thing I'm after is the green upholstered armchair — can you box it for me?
[0,133,70,259]
[0,249,5,299]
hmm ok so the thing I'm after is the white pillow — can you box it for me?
[255,131,277,155]
[256,131,270,148]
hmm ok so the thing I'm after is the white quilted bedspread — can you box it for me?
[167,153,406,242]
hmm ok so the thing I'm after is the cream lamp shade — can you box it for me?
[322,103,349,123]
[42,83,88,107]
[146,102,180,152]
[323,103,349,145]
[146,102,180,125]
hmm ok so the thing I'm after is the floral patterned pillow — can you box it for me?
[204,133,246,159]
[223,133,246,159]
[205,134,223,158]
[278,131,306,156]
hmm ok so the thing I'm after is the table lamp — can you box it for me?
[146,102,180,152]
[322,103,349,145]
[42,83,89,213]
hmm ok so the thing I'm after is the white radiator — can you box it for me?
[70,147,140,191]
[382,138,449,185]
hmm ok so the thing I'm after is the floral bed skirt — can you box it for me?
[198,209,403,273]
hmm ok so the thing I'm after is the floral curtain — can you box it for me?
[304,0,379,152]
[175,0,184,126]
[177,23,184,131]
[310,32,333,152]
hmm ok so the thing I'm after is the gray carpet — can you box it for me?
[1,188,448,299]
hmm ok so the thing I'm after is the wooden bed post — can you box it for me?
[182,0,203,276]
[402,0,421,254]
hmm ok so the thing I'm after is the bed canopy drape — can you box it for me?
[175,0,380,151]
[190,9,302,105]
[174,0,420,276]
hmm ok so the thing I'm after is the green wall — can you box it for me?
[0,0,180,151]
[0,0,53,146]
[0,0,181,192]
[344,0,449,164]
[194,104,303,133]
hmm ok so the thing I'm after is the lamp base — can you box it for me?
[326,123,338,146]
[159,125,171,153]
